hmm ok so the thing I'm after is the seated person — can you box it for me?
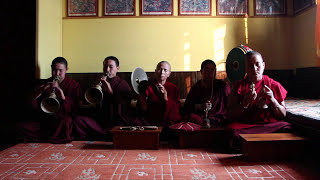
[183,59,231,127]
[138,61,181,128]
[226,51,291,151]
[73,56,134,140]
[16,57,81,143]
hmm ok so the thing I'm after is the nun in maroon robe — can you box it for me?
[73,56,134,141]
[16,57,81,144]
[183,60,231,127]
[227,51,291,151]
[138,61,182,128]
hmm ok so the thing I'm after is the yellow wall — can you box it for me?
[37,0,317,77]
[37,0,63,78]
[292,7,317,68]
[247,17,293,69]
[62,17,248,73]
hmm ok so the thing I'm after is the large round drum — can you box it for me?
[226,44,252,82]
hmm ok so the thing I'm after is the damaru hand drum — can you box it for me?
[226,44,252,82]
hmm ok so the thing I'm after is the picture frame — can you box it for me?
[293,0,316,15]
[104,0,135,16]
[216,0,248,16]
[254,0,286,16]
[67,0,98,17]
[140,0,173,16]
[179,0,212,16]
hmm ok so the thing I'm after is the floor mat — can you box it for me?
[0,141,318,179]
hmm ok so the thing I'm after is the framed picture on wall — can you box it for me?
[67,0,98,17]
[216,0,248,16]
[179,0,211,16]
[104,0,135,16]
[140,0,173,15]
[254,0,286,16]
[293,0,316,15]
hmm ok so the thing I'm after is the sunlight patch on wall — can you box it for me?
[214,25,226,71]
[184,42,190,51]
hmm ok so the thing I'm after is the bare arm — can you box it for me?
[227,85,257,120]
[100,76,113,95]
[31,83,49,100]
[156,83,168,101]
[264,85,286,119]
[270,99,286,119]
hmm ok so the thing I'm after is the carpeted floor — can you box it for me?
[0,141,319,179]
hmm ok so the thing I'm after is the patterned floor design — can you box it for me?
[285,98,320,121]
[0,141,319,179]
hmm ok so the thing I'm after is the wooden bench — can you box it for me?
[174,127,225,148]
[240,133,308,161]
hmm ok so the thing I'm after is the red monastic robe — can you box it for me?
[73,76,134,140]
[144,81,182,127]
[16,76,81,143]
[183,79,231,126]
[228,75,288,129]
[226,75,291,151]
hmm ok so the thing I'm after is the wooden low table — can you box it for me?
[176,127,225,148]
[110,126,163,149]
[240,133,307,161]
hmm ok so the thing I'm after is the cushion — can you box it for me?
[169,122,201,132]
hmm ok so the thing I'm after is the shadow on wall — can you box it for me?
[264,67,320,98]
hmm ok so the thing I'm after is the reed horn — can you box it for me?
[40,76,61,114]
[84,73,109,104]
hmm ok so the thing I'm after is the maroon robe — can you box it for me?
[183,79,231,126]
[16,76,81,144]
[226,75,291,151]
[73,76,133,140]
[142,80,182,127]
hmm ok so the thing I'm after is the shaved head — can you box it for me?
[156,61,171,72]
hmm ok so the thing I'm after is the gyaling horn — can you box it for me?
[40,75,61,114]
[84,72,109,104]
